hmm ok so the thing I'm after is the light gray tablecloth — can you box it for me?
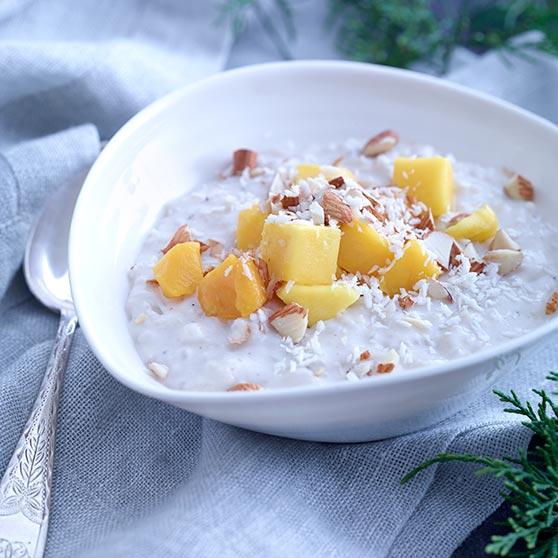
[0,2,556,557]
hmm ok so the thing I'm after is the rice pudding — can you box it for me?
[126,132,558,391]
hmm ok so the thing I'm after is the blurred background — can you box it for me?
[222,0,558,120]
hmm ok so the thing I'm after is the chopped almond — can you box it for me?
[269,303,308,343]
[362,130,399,157]
[321,190,353,224]
[483,249,523,275]
[148,361,168,380]
[146,279,159,288]
[426,279,453,302]
[377,362,395,374]
[227,382,262,392]
[398,295,415,310]
[280,194,300,209]
[545,291,558,315]
[469,261,486,274]
[490,229,521,251]
[359,350,372,361]
[328,176,345,189]
[504,174,534,201]
[162,225,191,254]
[232,149,258,175]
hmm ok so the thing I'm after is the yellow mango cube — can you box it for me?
[296,164,355,182]
[445,204,499,242]
[338,219,393,275]
[260,221,340,285]
[198,254,267,320]
[379,239,440,297]
[153,242,203,298]
[277,283,360,326]
[236,204,268,250]
[392,157,453,217]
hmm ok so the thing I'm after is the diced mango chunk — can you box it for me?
[392,157,453,217]
[445,204,499,242]
[277,283,360,326]
[236,204,268,250]
[153,242,203,298]
[198,254,266,320]
[296,164,355,182]
[260,221,340,285]
[338,218,393,274]
[379,239,440,297]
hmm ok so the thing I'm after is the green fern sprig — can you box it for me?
[403,373,558,557]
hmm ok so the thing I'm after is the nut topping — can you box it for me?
[376,362,395,374]
[545,291,558,315]
[359,350,372,361]
[321,190,353,224]
[280,194,300,209]
[228,319,251,346]
[398,295,415,309]
[328,176,345,189]
[227,383,262,392]
[483,249,523,275]
[232,149,258,175]
[423,231,460,271]
[489,229,521,252]
[469,261,486,275]
[426,279,453,302]
[504,174,534,201]
[162,225,191,254]
[269,303,309,343]
[148,362,168,380]
[446,212,470,228]
[362,130,399,157]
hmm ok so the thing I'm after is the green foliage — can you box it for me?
[403,372,558,557]
[219,0,558,73]
[328,0,444,69]
[217,0,295,59]
[329,0,558,73]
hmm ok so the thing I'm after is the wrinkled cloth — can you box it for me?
[0,2,557,557]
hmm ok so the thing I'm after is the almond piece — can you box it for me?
[460,240,479,261]
[362,130,399,157]
[206,239,224,258]
[148,361,168,380]
[321,190,353,224]
[269,303,309,343]
[227,382,262,392]
[545,291,558,315]
[359,350,372,361]
[415,208,435,231]
[232,149,258,175]
[398,295,415,310]
[146,279,159,288]
[423,231,460,271]
[469,261,486,274]
[426,279,453,302]
[489,229,521,251]
[228,319,251,346]
[377,362,395,374]
[504,174,534,201]
[447,212,470,228]
[162,225,191,254]
[280,194,300,209]
[331,155,345,166]
[328,176,345,189]
[483,249,523,275]
[254,257,270,287]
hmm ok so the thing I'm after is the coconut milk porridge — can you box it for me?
[126,132,558,391]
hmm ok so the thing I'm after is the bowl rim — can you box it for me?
[70,59,558,403]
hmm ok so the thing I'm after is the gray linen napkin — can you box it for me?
[0,2,556,557]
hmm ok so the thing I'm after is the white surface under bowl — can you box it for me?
[69,61,558,443]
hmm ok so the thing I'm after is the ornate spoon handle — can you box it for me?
[0,309,77,558]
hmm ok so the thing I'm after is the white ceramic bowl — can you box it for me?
[69,61,558,443]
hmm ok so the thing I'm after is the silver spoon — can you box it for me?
[0,167,89,558]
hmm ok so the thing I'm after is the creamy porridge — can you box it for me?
[126,132,558,391]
